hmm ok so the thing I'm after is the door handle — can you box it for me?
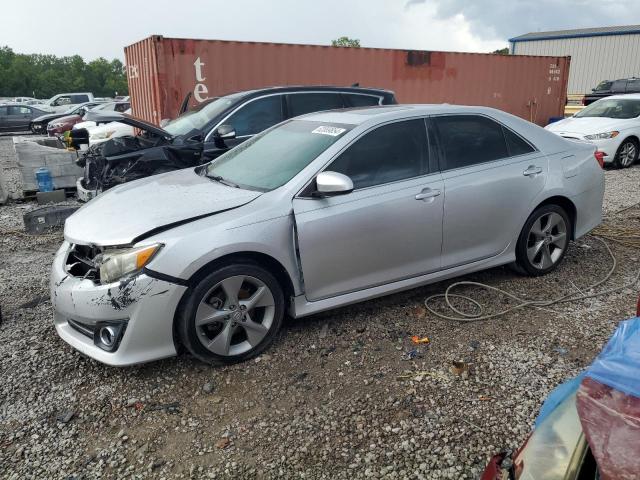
[523,165,543,177]
[415,188,441,201]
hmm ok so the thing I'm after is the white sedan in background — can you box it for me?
[546,94,640,168]
[74,108,135,146]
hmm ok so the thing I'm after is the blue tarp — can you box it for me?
[535,316,640,427]
[585,317,640,399]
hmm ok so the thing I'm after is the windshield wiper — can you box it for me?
[206,174,240,188]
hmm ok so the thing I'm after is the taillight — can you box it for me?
[582,97,586,106]
[636,293,640,317]
[594,151,605,168]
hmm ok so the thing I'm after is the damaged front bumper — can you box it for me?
[50,242,187,366]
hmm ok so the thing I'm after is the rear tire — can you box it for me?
[613,138,638,168]
[177,263,285,365]
[515,205,571,276]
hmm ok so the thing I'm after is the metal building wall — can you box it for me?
[512,34,640,94]
[125,36,570,127]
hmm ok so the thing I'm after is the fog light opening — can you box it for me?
[99,326,117,348]
[93,320,127,352]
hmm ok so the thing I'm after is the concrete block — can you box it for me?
[36,189,67,204]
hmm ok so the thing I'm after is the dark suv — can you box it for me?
[74,86,397,197]
[583,78,640,105]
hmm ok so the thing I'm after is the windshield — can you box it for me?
[575,99,640,119]
[206,120,353,191]
[164,94,246,136]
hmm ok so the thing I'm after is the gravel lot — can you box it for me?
[1,135,639,480]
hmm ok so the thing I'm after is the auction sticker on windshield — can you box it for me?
[312,126,347,136]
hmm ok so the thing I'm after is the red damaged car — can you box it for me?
[482,297,640,480]
[46,101,130,136]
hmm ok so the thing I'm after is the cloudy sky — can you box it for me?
[3,0,639,60]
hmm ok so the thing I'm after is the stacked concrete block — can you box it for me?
[13,138,83,192]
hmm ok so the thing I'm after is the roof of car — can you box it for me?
[601,93,640,100]
[225,85,395,98]
[298,104,498,125]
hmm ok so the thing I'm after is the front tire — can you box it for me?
[177,263,285,365]
[614,138,638,168]
[515,205,571,276]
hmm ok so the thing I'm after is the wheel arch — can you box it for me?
[532,195,577,239]
[171,251,296,353]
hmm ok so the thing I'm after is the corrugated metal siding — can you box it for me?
[512,33,640,93]
[125,36,570,127]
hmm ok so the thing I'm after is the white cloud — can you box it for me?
[1,0,507,60]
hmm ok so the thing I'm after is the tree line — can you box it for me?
[0,46,129,99]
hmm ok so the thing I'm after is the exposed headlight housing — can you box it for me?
[98,244,162,284]
[584,131,619,140]
[48,123,63,129]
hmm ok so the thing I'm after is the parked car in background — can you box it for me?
[38,92,95,113]
[48,101,131,136]
[30,101,104,134]
[71,101,132,132]
[0,104,49,132]
[72,85,396,197]
[583,77,640,105]
[546,94,640,168]
[51,104,604,366]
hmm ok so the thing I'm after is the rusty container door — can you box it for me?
[125,36,570,127]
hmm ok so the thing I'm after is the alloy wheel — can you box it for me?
[619,141,637,167]
[526,212,568,270]
[195,275,276,356]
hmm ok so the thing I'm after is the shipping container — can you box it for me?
[125,36,570,127]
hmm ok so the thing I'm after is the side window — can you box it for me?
[503,127,535,156]
[115,103,130,112]
[71,94,89,103]
[53,96,71,106]
[433,115,508,170]
[8,106,30,115]
[611,80,628,92]
[287,93,344,117]
[344,94,381,107]
[328,119,428,189]
[626,79,640,92]
[226,96,284,137]
[0,106,8,115]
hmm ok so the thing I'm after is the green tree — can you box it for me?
[491,47,509,55]
[0,46,128,98]
[331,37,361,47]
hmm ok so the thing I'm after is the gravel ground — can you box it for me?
[1,135,639,480]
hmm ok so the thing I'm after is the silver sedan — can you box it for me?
[51,105,604,366]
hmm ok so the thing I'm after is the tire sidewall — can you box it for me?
[177,263,285,365]
[615,138,638,168]
[516,204,572,276]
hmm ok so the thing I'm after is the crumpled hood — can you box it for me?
[65,168,261,246]
[546,116,631,135]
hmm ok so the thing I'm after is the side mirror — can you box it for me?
[314,171,353,196]
[216,124,236,139]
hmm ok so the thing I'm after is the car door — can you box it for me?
[202,94,285,160]
[7,106,32,130]
[286,92,345,119]
[431,114,547,268]
[292,118,444,301]
[0,106,8,131]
